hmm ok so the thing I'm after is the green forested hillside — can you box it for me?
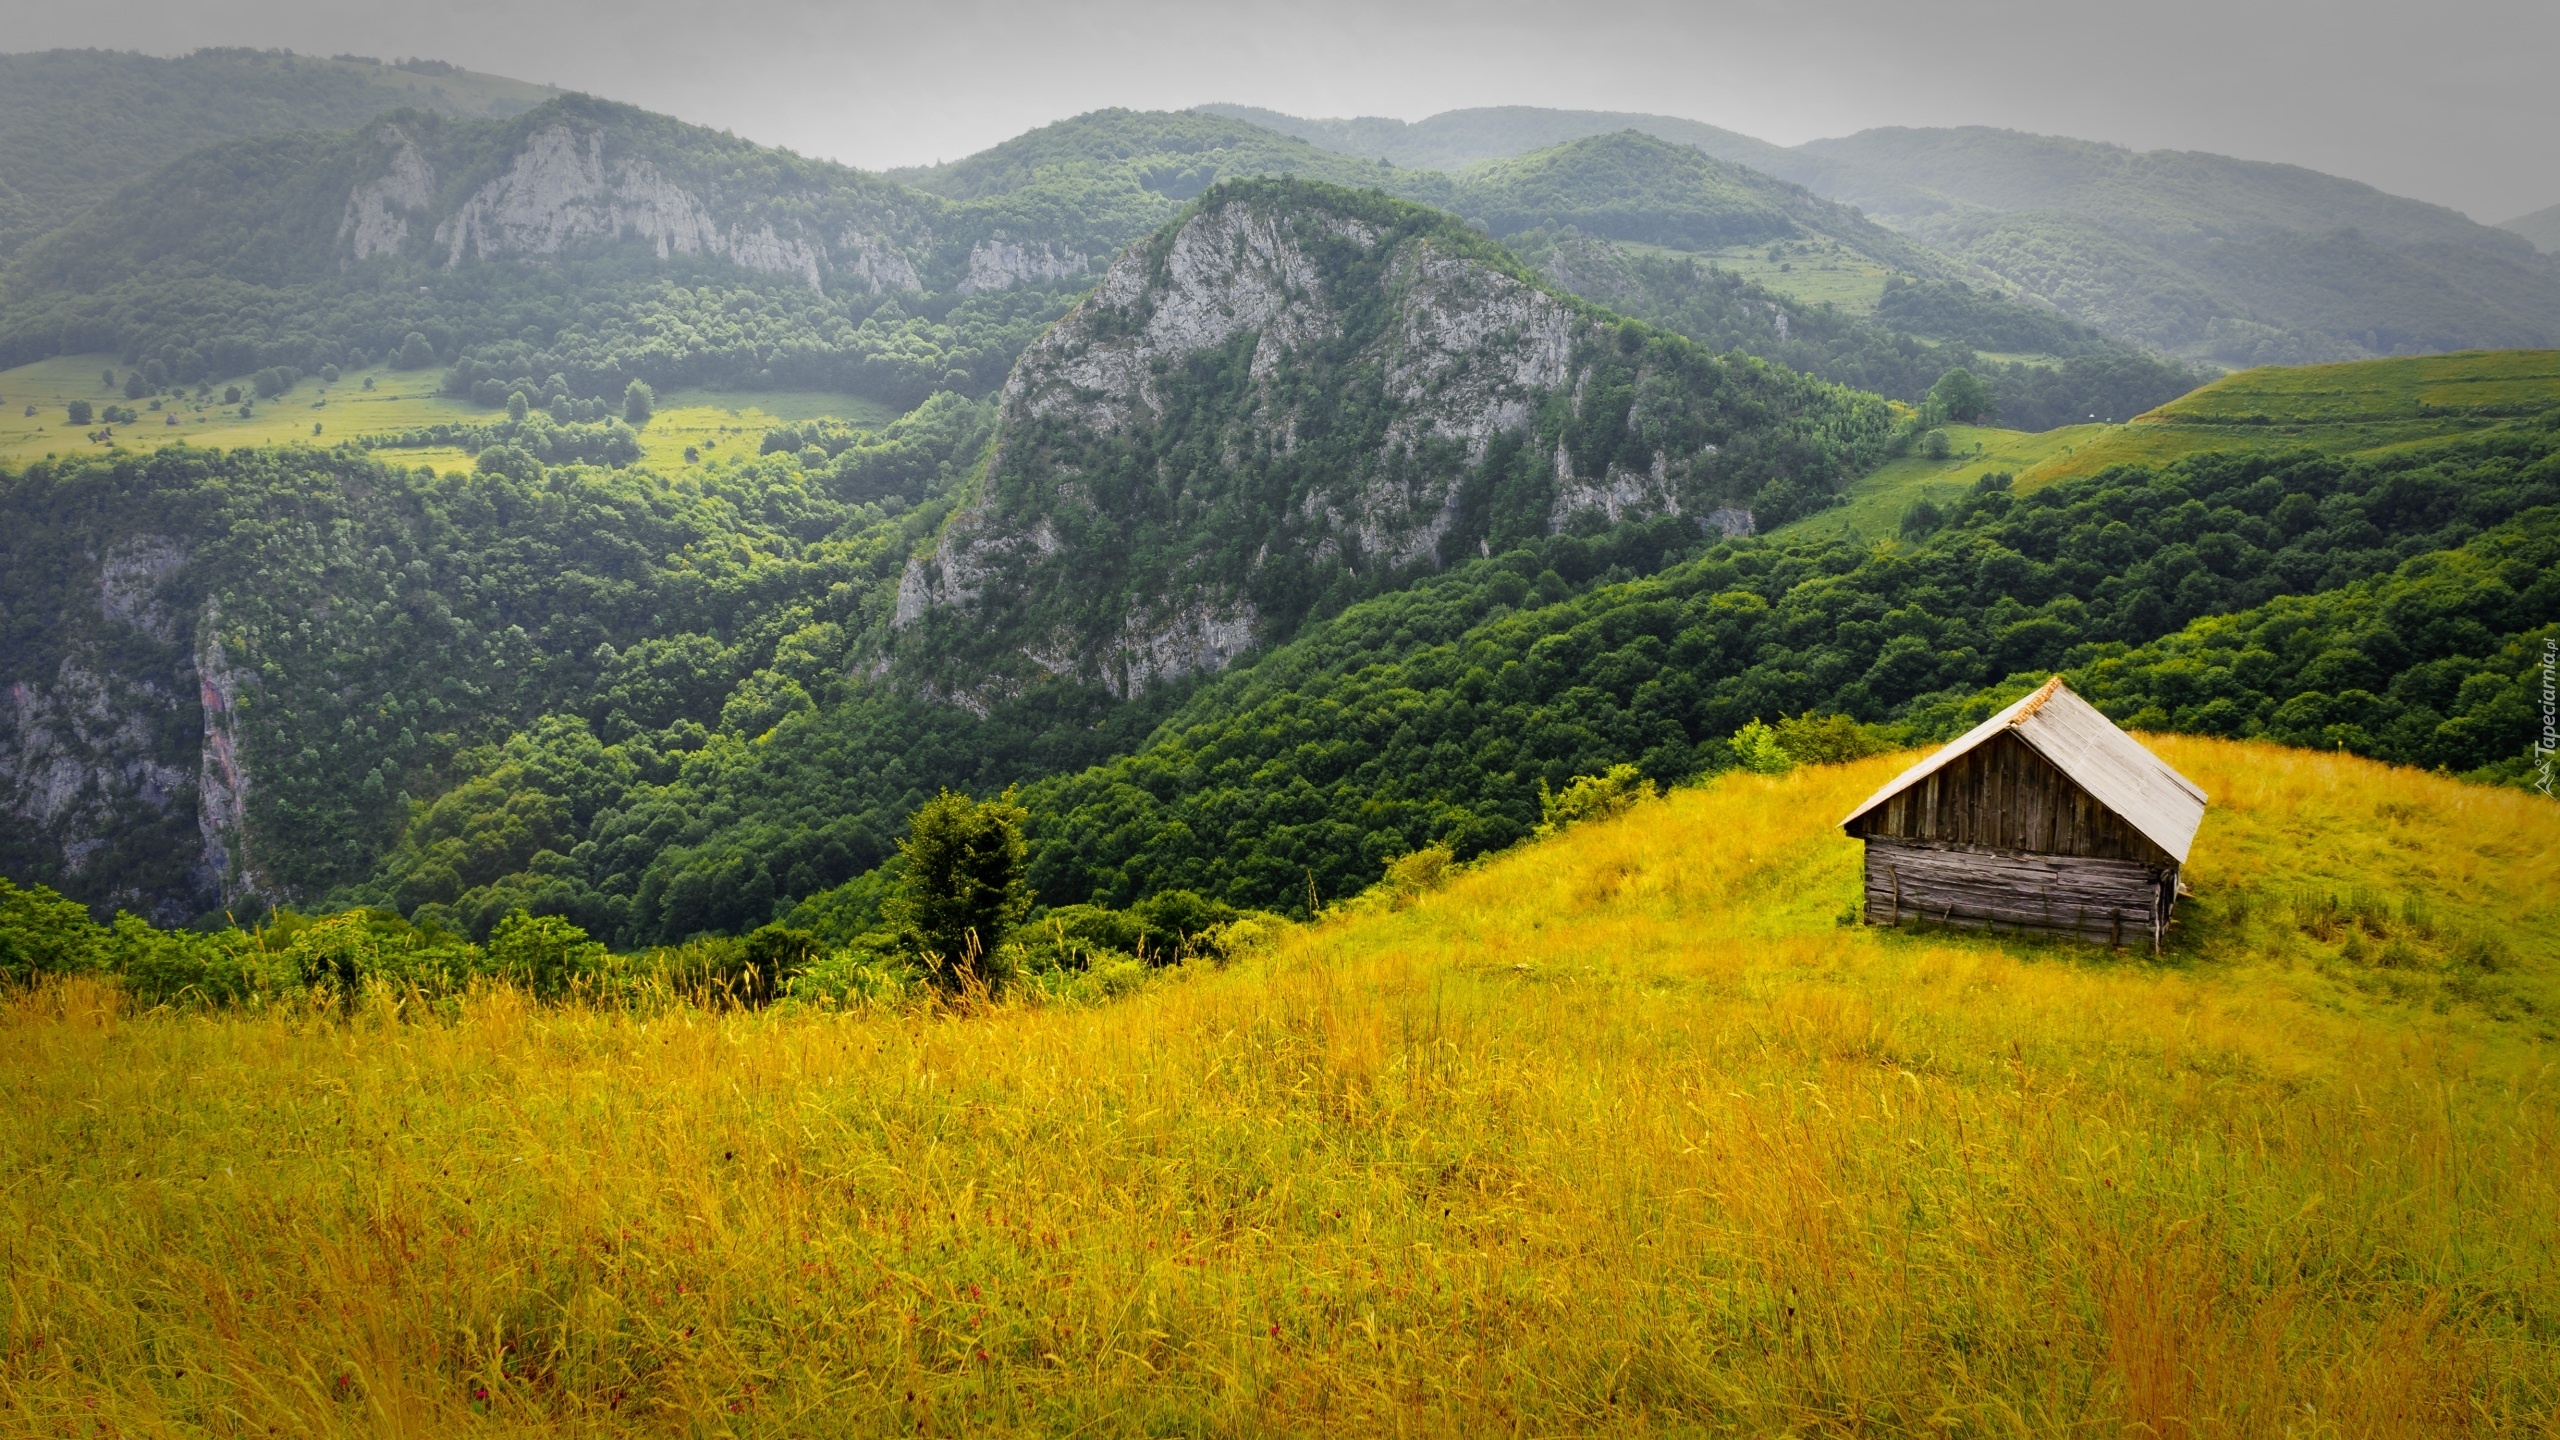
[0,49,552,257]
[1507,231,2197,432]
[350,408,2560,939]
[888,108,1456,226]
[0,95,1086,409]
[997,421,2560,909]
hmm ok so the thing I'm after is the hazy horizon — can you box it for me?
[11,0,2557,224]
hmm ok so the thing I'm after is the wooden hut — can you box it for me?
[1839,676,2207,951]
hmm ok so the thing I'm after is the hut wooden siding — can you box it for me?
[1839,678,2207,950]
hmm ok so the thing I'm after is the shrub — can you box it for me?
[65,399,91,425]
[486,910,606,999]
[0,878,108,985]
[1381,844,1457,907]
[1537,764,1658,836]
[623,378,654,425]
[1771,712,1898,766]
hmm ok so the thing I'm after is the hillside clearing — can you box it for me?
[0,355,899,473]
[5,740,2555,1434]
[1780,421,2100,540]
[2017,350,2560,489]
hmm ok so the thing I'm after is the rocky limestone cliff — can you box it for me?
[890,180,1893,707]
[0,537,254,920]
[327,116,936,295]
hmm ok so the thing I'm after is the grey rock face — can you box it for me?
[897,192,1663,706]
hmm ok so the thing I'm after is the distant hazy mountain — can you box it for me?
[1226,105,2560,368]
[1199,102,1787,173]
[2502,201,2560,254]
[0,48,555,257]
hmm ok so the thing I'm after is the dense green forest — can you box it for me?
[311,413,2560,944]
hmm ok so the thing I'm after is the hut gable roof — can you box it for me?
[1838,677,2210,862]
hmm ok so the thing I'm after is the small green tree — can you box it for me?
[487,910,606,1000]
[1928,367,1998,425]
[506,390,530,423]
[623,378,654,425]
[885,789,1031,992]
[123,371,148,400]
[64,400,91,425]
[395,332,436,369]
[1728,719,1793,775]
[1922,428,1951,460]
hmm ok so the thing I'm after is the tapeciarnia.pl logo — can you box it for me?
[2537,638,2556,797]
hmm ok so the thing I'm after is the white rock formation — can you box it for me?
[334,118,926,295]
[338,126,438,262]
[905,195,1647,703]
[957,239,1089,295]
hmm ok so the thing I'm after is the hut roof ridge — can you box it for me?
[1837,678,2209,862]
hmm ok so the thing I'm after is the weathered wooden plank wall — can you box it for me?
[1848,731,2173,868]
[1862,838,2176,948]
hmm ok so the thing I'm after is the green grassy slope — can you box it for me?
[0,49,552,258]
[1775,422,2101,541]
[6,738,2555,1433]
[2018,350,2560,488]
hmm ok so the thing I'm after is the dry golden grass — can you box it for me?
[5,739,2557,1435]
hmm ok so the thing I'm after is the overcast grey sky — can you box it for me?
[19,0,2558,221]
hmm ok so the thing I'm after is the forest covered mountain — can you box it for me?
[0,48,553,258]
[0,95,2194,432]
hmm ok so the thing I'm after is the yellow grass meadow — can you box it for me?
[5,739,2557,1435]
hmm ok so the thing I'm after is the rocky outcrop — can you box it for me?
[338,125,437,263]
[0,537,210,920]
[895,186,1756,706]
[958,239,1089,295]
[884,182,1897,709]
[192,603,260,906]
[333,114,933,296]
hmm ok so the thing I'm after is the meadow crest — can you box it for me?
[4,740,2557,1435]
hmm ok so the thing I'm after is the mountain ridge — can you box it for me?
[1219,104,2560,370]
[0,48,555,258]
